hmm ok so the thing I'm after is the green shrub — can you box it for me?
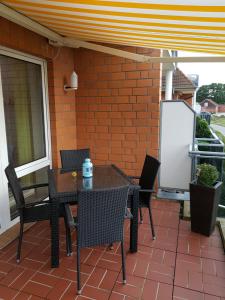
[196,116,211,138]
[196,163,219,187]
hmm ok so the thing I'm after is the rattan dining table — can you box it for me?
[48,164,140,268]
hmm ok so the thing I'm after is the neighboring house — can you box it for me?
[200,99,218,113]
[161,68,198,106]
[200,99,225,113]
[218,105,225,112]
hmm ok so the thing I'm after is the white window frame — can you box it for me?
[0,46,51,233]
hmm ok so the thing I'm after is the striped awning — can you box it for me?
[2,0,225,55]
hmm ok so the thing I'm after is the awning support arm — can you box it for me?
[2,3,225,64]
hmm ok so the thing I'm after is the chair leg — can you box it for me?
[108,243,114,250]
[17,221,24,263]
[121,240,126,284]
[148,204,156,240]
[64,215,72,256]
[77,245,81,294]
[139,207,143,224]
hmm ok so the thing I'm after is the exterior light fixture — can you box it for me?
[64,71,78,91]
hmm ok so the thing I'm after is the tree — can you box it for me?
[196,83,225,104]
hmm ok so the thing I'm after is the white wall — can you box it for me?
[159,101,195,190]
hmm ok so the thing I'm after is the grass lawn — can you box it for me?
[211,115,225,126]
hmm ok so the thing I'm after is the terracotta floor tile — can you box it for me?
[83,249,104,266]
[179,220,221,237]
[0,199,224,300]
[47,278,71,300]
[173,286,205,300]
[202,259,225,278]
[203,274,225,298]
[125,249,175,284]
[176,253,202,272]
[28,296,45,300]
[61,266,91,284]
[87,267,118,291]
[109,291,135,300]
[175,253,225,297]
[113,273,145,299]
[178,227,225,261]
[136,224,178,252]
[17,258,44,271]
[10,269,36,291]
[22,281,52,298]
[0,262,14,275]
[25,249,49,264]
[81,284,110,300]
[58,282,77,300]
[146,261,174,285]
[151,199,180,213]
[0,265,25,287]
[13,291,34,300]
[139,208,180,229]
[142,279,173,300]
[0,284,18,299]
[32,272,58,287]
[96,252,122,272]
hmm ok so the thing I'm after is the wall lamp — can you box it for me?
[64,71,78,91]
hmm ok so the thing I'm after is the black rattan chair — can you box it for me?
[129,155,160,240]
[65,185,129,294]
[5,164,72,263]
[60,148,90,171]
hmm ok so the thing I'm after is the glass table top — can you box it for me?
[51,165,130,195]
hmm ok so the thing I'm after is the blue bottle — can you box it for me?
[82,158,93,178]
[83,177,93,190]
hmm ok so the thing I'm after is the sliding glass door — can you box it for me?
[0,47,51,233]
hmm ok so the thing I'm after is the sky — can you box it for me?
[177,51,225,87]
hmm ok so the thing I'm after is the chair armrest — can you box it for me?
[139,189,155,193]
[22,183,48,191]
[24,199,50,208]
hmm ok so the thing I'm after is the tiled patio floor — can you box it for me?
[0,199,224,300]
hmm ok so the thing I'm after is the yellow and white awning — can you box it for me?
[2,0,225,55]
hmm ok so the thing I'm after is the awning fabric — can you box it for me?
[2,0,225,55]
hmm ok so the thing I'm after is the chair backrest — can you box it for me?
[139,155,161,190]
[5,165,25,209]
[77,185,129,248]
[60,148,90,171]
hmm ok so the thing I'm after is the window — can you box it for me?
[0,47,51,222]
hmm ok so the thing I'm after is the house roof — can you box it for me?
[162,68,197,92]
[200,99,218,107]
[1,1,225,55]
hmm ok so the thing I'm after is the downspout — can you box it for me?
[165,69,173,100]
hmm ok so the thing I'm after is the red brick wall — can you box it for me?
[218,105,225,112]
[0,18,161,173]
[0,18,77,167]
[75,47,161,175]
[48,48,77,166]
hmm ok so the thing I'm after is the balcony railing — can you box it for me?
[189,129,225,214]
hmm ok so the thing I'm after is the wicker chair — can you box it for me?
[60,148,90,171]
[5,164,72,263]
[129,155,160,240]
[65,185,130,294]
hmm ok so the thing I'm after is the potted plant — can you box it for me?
[190,163,222,236]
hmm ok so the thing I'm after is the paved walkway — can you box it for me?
[0,199,224,299]
[211,124,225,136]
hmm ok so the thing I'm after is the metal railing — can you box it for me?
[189,129,225,212]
